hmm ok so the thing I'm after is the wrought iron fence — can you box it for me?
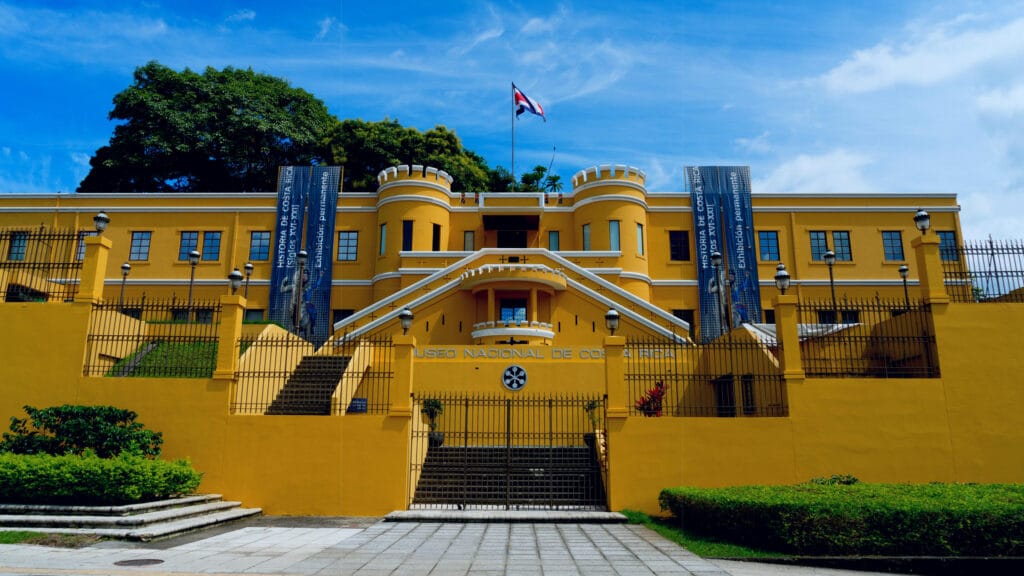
[84,296,222,378]
[0,227,83,302]
[625,337,788,417]
[408,393,606,510]
[797,298,938,378]
[232,331,392,415]
[943,239,1024,303]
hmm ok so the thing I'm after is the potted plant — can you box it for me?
[421,398,444,447]
[583,399,602,449]
[635,381,668,417]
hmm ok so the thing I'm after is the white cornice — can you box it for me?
[570,194,649,211]
[376,194,452,212]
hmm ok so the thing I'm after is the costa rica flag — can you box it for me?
[513,83,545,121]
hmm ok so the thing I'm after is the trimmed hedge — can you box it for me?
[0,452,202,505]
[659,483,1024,556]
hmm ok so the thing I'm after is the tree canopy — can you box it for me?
[78,61,333,192]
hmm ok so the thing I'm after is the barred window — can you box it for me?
[249,231,271,261]
[882,231,904,261]
[758,231,779,261]
[178,231,198,261]
[202,231,221,261]
[337,231,358,261]
[129,231,151,261]
[7,232,28,261]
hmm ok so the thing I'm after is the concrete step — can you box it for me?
[0,494,222,517]
[387,510,625,523]
[1,507,262,541]
[0,500,243,529]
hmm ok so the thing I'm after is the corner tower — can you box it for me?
[571,164,650,299]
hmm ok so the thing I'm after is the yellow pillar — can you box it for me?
[911,234,950,308]
[390,334,416,417]
[772,294,805,381]
[529,288,538,323]
[213,294,246,382]
[604,335,628,418]
[74,235,112,303]
[487,288,495,323]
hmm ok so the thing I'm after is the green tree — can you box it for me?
[518,165,548,192]
[78,61,333,192]
[544,173,563,193]
[324,118,494,192]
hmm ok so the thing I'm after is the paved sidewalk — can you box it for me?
[0,520,911,576]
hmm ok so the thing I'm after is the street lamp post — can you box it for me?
[294,250,308,335]
[119,262,130,309]
[899,264,910,310]
[228,268,243,295]
[604,308,620,336]
[187,249,200,313]
[243,262,254,298]
[774,263,790,295]
[711,251,727,336]
[93,211,110,234]
[824,249,838,323]
[914,208,931,235]
[399,308,414,335]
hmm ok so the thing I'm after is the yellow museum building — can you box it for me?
[1,162,1022,517]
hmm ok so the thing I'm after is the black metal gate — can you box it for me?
[409,393,607,510]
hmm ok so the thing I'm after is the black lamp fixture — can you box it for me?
[914,208,931,235]
[119,262,130,308]
[228,268,243,295]
[774,263,791,295]
[93,210,110,234]
[604,308,620,335]
[399,308,414,335]
[899,264,910,310]
[243,262,254,298]
[823,249,838,321]
[187,249,201,310]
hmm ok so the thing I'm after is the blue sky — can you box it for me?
[3,1,1024,239]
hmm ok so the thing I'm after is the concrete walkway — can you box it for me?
[0,519,910,576]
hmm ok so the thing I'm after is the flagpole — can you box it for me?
[511,82,516,192]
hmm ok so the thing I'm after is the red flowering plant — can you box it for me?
[635,381,669,417]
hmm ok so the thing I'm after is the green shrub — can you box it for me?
[659,482,1024,556]
[0,405,162,458]
[0,452,202,505]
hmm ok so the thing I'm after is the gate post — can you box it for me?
[213,294,245,384]
[390,334,416,416]
[75,235,112,304]
[911,234,950,309]
[604,335,628,418]
[772,294,804,381]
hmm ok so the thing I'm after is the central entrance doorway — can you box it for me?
[409,394,607,510]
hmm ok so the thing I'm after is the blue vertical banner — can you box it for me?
[687,166,762,342]
[269,166,310,335]
[303,166,340,346]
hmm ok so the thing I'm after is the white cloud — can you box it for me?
[976,84,1024,117]
[735,132,772,154]
[754,150,874,193]
[316,17,334,40]
[821,16,1024,94]
[226,9,256,23]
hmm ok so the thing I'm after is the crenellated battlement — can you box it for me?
[571,164,646,189]
[377,164,454,189]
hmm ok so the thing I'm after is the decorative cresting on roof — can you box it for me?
[458,264,568,291]
[571,164,646,189]
[376,164,454,188]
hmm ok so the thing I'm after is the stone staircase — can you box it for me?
[412,446,606,510]
[265,355,351,415]
[0,494,260,541]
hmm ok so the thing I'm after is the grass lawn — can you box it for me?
[621,509,785,559]
[0,531,102,548]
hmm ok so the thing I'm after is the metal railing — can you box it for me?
[943,239,1024,303]
[0,227,83,302]
[232,332,393,415]
[84,297,222,378]
[625,337,788,417]
[797,298,938,378]
[408,393,606,510]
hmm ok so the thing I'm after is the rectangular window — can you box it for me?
[882,231,904,261]
[432,223,441,251]
[244,309,265,323]
[379,223,387,255]
[609,220,620,251]
[938,231,959,261]
[758,231,780,261]
[75,231,96,261]
[333,309,355,324]
[463,231,474,251]
[500,298,527,323]
[402,220,413,251]
[636,223,644,256]
[202,231,221,261]
[548,230,559,251]
[249,231,271,261]
[582,224,591,251]
[809,231,829,261]
[129,231,151,261]
[178,231,198,261]
[669,231,690,261]
[817,309,860,324]
[763,309,776,324]
[6,232,28,261]
[672,309,695,338]
[337,231,358,261]
[832,231,852,261]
